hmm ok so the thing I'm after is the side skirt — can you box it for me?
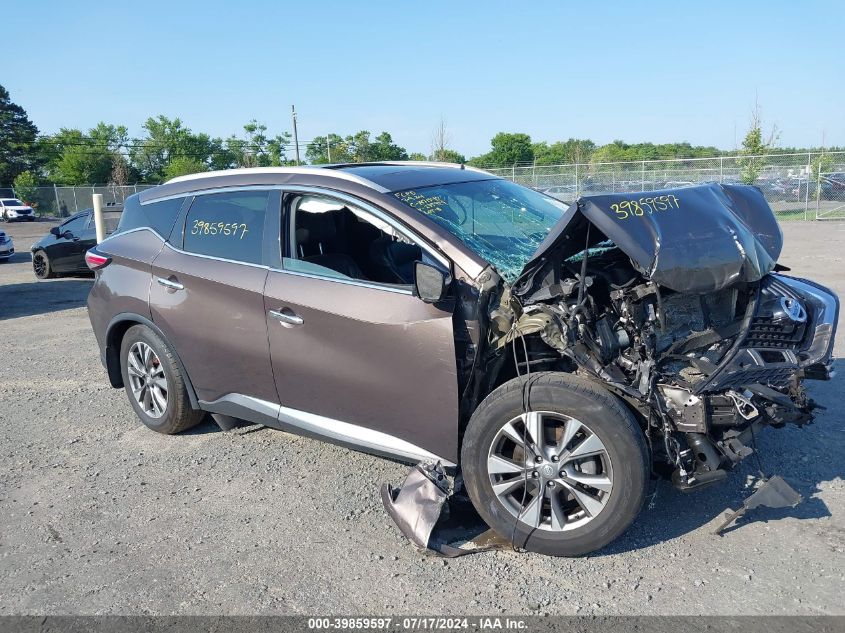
[198,393,457,468]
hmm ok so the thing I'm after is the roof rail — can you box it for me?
[324,161,494,176]
[164,166,388,192]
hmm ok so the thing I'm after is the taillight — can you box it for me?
[85,248,111,271]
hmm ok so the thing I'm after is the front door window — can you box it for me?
[284,194,440,287]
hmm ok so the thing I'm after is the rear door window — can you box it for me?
[183,190,269,264]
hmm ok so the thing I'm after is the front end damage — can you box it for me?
[485,183,838,491]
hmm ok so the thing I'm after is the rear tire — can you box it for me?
[461,371,649,556]
[119,325,204,434]
[32,250,54,279]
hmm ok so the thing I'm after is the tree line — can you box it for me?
[2,84,841,195]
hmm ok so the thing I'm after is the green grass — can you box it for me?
[775,209,814,221]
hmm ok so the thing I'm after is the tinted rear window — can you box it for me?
[116,195,184,239]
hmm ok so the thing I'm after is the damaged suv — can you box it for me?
[86,164,838,556]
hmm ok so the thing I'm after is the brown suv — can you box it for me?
[87,163,838,556]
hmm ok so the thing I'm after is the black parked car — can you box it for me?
[31,206,122,279]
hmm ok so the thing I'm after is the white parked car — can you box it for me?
[0,198,35,222]
[0,229,14,260]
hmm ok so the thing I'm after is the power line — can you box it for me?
[29,138,327,163]
[34,133,363,151]
[34,138,320,150]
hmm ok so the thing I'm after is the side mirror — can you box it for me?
[413,261,450,304]
[50,226,61,237]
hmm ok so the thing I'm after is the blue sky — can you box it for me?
[4,0,842,157]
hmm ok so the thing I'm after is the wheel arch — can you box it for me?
[460,358,651,460]
[458,369,651,554]
[31,248,53,277]
[104,313,200,409]
[460,337,576,442]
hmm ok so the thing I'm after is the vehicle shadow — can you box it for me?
[0,279,93,320]
[0,251,34,265]
[182,416,226,435]
[597,360,843,556]
[181,415,264,436]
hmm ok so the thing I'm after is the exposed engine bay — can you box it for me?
[484,183,839,490]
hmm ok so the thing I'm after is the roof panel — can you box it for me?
[332,164,497,191]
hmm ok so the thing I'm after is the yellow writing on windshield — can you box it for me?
[395,190,447,215]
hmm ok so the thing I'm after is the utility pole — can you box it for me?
[327,134,332,162]
[291,105,301,165]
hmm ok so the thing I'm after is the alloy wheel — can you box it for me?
[33,253,48,278]
[486,411,613,532]
[126,341,168,418]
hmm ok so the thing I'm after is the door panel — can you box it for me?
[264,271,460,464]
[149,244,276,404]
[73,227,98,271]
[50,215,90,271]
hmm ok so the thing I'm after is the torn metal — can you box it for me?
[380,462,450,550]
[713,476,803,535]
[380,184,835,553]
[477,183,838,494]
[381,462,508,557]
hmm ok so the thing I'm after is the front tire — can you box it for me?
[461,372,649,556]
[119,325,204,434]
[32,250,54,279]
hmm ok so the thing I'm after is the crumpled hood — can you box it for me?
[519,183,783,294]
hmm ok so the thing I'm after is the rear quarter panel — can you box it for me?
[87,229,165,352]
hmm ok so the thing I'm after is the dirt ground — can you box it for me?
[0,219,843,616]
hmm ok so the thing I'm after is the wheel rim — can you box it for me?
[126,342,168,419]
[33,253,47,277]
[486,411,613,532]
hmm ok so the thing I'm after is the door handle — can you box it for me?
[156,276,184,291]
[269,309,304,327]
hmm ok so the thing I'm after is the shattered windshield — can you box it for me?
[393,179,567,281]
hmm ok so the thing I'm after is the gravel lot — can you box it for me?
[0,219,843,616]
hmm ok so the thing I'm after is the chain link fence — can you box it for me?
[816,171,845,220]
[484,151,845,220]
[5,184,157,218]
[4,152,845,220]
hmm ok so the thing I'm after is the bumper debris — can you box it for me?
[381,462,508,557]
[713,475,803,535]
